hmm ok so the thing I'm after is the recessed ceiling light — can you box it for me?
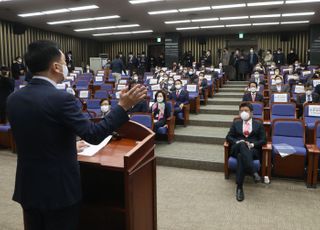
[178,6,211,12]
[247,1,284,7]
[250,14,281,18]
[252,22,280,26]
[165,20,191,24]
[129,0,163,4]
[148,9,178,15]
[282,12,315,17]
[281,20,310,24]
[225,23,252,27]
[93,30,153,36]
[47,15,120,25]
[191,18,219,22]
[18,5,99,17]
[75,24,140,32]
[200,25,225,29]
[211,3,246,9]
[220,16,249,20]
[176,26,200,30]
[286,0,320,3]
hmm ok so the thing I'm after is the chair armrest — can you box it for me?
[306,144,320,154]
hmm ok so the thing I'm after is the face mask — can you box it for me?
[277,51,281,54]
[134,77,139,81]
[295,63,299,67]
[59,64,69,79]
[267,52,270,55]
[306,90,312,96]
[189,71,193,75]
[101,105,110,113]
[254,74,259,78]
[160,72,164,76]
[275,79,282,84]
[157,97,164,103]
[183,70,187,73]
[175,84,181,90]
[250,50,253,53]
[240,111,250,121]
[17,59,22,63]
[250,87,257,93]
[168,80,174,84]
[290,51,294,54]
[199,77,204,81]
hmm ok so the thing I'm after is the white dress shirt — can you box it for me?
[242,118,253,134]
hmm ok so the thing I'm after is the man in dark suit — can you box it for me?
[205,50,212,67]
[248,47,259,72]
[296,83,320,117]
[0,66,14,123]
[127,52,138,76]
[169,79,189,117]
[6,40,147,230]
[11,56,25,80]
[273,48,285,66]
[226,102,267,202]
[242,82,264,103]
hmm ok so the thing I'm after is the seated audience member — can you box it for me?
[263,50,273,66]
[307,71,320,86]
[151,91,171,132]
[271,75,289,93]
[242,82,264,103]
[131,72,140,83]
[100,98,111,117]
[163,77,175,95]
[169,79,189,118]
[84,64,94,74]
[198,72,208,96]
[296,83,320,117]
[187,69,197,83]
[226,102,267,202]
[251,71,265,86]
[156,69,165,80]
[0,66,14,123]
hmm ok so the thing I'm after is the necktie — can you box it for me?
[252,93,256,102]
[244,122,250,137]
[308,95,311,102]
[176,90,180,97]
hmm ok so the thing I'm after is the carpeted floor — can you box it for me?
[1,149,320,230]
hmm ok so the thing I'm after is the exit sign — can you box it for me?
[156,37,162,43]
[239,33,244,39]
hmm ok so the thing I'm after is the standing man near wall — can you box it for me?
[7,40,147,230]
[111,55,126,83]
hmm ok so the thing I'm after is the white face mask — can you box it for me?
[175,84,181,90]
[157,97,164,103]
[254,74,259,78]
[58,64,69,79]
[306,90,312,96]
[133,77,139,81]
[101,105,110,113]
[168,80,174,84]
[189,71,193,75]
[160,72,164,76]
[240,111,250,121]
[250,87,257,93]
[275,79,282,84]
[199,77,204,81]
[250,50,254,53]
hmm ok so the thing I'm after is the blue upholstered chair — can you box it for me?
[251,102,264,120]
[130,113,153,130]
[271,119,310,180]
[86,99,101,118]
[271,103,296,121]
[94,90,109,99]
[0,124,14,151]
[303,103,320,130]
[75,79,90,90]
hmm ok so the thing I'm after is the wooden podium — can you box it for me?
[78,121,157,230]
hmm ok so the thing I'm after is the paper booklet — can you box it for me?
[78,135,113,157]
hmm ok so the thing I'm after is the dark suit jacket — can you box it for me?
[270,84,290,93]
[296,93,320,106]
[128,100,148,114]
[226,119,267,157]
[169,89,189,107]
[242,92,264,102]
[111,58,125,74]
[7,78,129,210]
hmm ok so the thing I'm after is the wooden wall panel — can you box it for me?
[0,20,101,68]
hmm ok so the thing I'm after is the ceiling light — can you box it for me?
[75,24,140,32]
[129,0,163,4]
[250,14,281,18]
[247,1,284,7]
[176,26,200,30]
[200,25,225,29]
[148,9,178,15]
[48,15,120,25]
[252,22,280,25]
[69,5,99,11]
[211,3,246,9]
[225,23,252,27]
[220,16,249,20]
[18,5,99,17]
[178,6,211,12]
[165,20,191,24]
[282,12,315,17]
[93,30,153,36]
[286,0,320,3]
[281,20,310,24]
[191,18,219,22]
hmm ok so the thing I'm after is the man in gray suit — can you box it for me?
[270,75,289,93]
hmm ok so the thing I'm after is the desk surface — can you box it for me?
[78,138,138,170]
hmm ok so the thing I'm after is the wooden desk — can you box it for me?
[78,121,157,230]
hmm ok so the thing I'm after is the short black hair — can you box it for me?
[100,98,109,105]
[239,102,253,112]
[154,90,166,101]
[25,40,61,75]
[305,82,313,88]
[175,79,182,84]
[274,75,282,80]
[248,81,258,87]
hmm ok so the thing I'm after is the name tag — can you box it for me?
[149,79,158,85]
[273,94,288,102]
[95,76,103,82]
[117,84,126,90]
[66,76,75,81]
[313,80,320,87]
[79,90,89,98]
[56,83,66,90]
[151,84,161,91]
[303,71,311,76]
[294,85,305,93]
[214,68,221,74]
[97,70,104,74]
[187,84,197,92]
[308,105,320,117]
[181,79,188,86]
[204,75,212,81]
[174,75,181,80]
[119,79,127,84]
[146,75,153,80]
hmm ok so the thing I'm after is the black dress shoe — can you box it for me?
[236,187,244,202]
[253,172,261,183]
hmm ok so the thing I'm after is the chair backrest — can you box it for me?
[272,119,305,147]
[94,90,108,99]
[315,120,320,148]
[303,103,320,118]
[271,103,296,120]
[100,83,113,91]
[130,113,153,129]
[270,93,290,103]
[110,99,119,108]
[86,99,101,109]
[251,102,264,119]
